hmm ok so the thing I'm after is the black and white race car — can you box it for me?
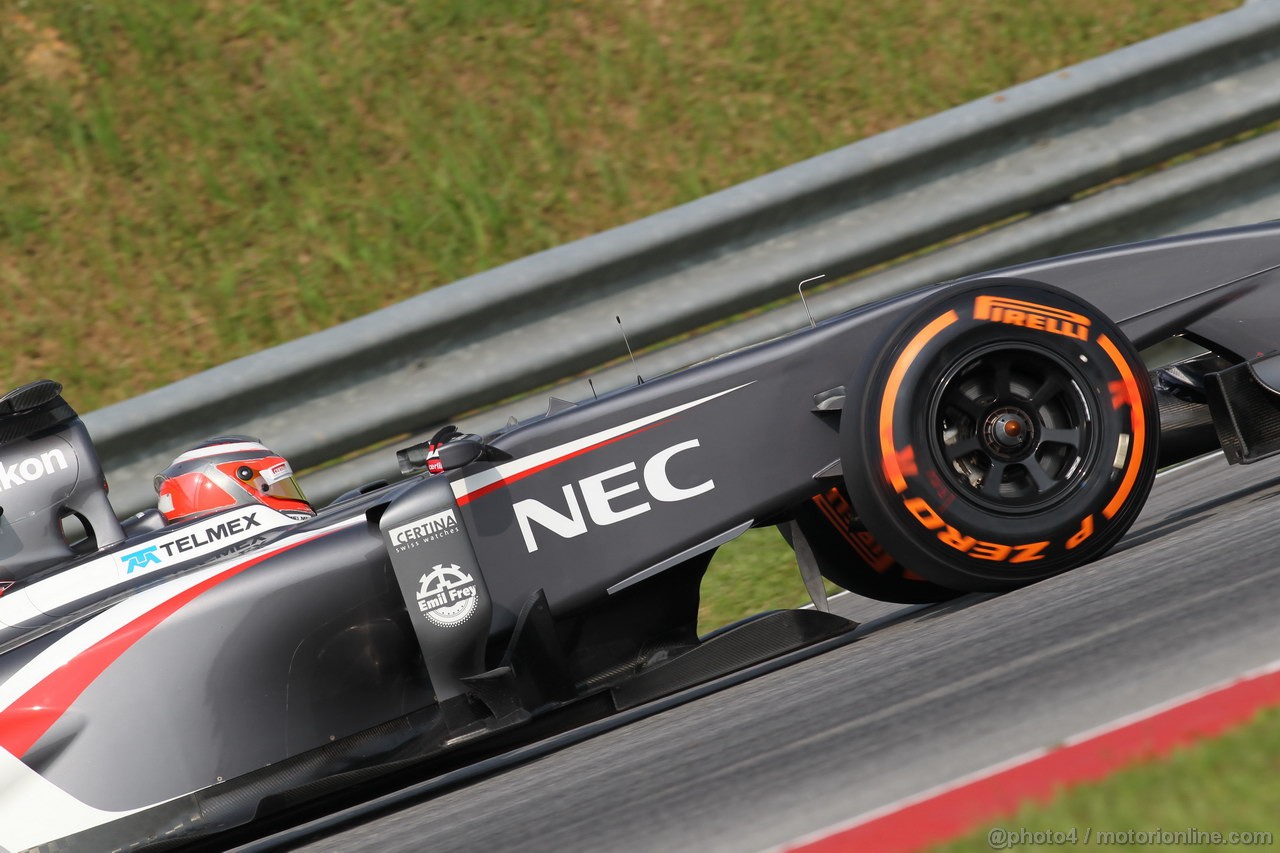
[3,221,1279,850]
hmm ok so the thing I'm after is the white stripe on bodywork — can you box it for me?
[0,514,365,715]
[0,748,169,851]
[0,507,300,629]
[450,382,755,501]
[607,519,752,594]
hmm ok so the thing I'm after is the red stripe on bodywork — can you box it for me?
[784,663,1280,853]
[0,530,332,758]
[455,422,663,506]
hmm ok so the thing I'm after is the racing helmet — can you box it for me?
[154,436,314,524]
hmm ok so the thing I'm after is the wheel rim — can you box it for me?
[926,342,1097,514]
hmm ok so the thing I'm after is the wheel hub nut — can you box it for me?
[985,407,1033,454]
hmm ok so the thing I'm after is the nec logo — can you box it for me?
[514,439,713,553]
[973,295,1090,341]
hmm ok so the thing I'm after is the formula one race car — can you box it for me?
[3,222,1280,850]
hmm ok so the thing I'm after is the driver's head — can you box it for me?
[154,436,313,524]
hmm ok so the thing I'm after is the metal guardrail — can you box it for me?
[302,121,1280,500]
[83,2,1280,515]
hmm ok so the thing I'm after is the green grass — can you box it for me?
[1,0,1242,635]
[933,704,1280,852]
[6,9,1272,833]
[0,0,1243,630]
[698,526,842,633]
[0,0,1237,411]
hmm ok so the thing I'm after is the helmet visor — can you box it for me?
[225,457,309,505]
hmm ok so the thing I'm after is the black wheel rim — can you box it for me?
[925,342,1097,514]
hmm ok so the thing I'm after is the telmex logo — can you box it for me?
[121,546,163,574]
[120,511,264,574]
[973,295,1090,341]
[0,449,70,492]
[515,439,713,553]
[388,509,459,553]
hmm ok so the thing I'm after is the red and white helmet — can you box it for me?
[154,436,314,524]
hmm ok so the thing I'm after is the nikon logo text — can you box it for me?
[0,449,70,491]
[513,439,714,553]
[974,295,1090,341]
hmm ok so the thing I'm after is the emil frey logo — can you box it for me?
[414,563,478,628]
[0,449,70,492]
[388,509,459,554]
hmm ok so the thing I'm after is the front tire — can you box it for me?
[842,280,1158,591]
[789,486,960,604]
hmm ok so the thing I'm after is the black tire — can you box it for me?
[842,280,1159,591]
[790,486,960,604]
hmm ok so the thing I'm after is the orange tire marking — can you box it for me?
[973,295,1091,341]
[973,295,1091,326]
[1097,334,1147,520]
[880,310,958,493]
[854,532,896,574]
[969,540,1013,562]
[896,446,918,478]
[812,492,894,572]
[904,496,946,530]
[1067,514,1094,549]
[813,493,859,550]
[1109,380,1129,410]
[1010,541,1049,563]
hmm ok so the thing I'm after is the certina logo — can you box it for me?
[973,295,1090,341]
[120,511,264,574]
[415,563,478,627]
[388,509,459,553]
[514,439,713,553]
[0,449,70,492]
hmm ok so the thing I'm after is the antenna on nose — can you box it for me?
[617,316,643,384]
[798,275,826,329]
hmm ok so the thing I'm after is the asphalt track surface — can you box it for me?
[286,451,1280,853]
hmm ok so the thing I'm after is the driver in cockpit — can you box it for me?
[153,436,315,524]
